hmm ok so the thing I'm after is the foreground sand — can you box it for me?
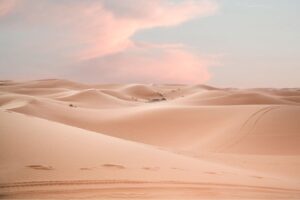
[0,79,300,199]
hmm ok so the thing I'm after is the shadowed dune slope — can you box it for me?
[0,80,298,156]
[118,84,165,100]
[174,91,298,105]
[1,110,289,187]
[56,89,139,108]
[9,98,300,155]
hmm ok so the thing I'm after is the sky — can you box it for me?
[0,0,299,87]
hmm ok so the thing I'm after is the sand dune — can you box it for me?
[56,89,139,108]
[117,84,166,101]
[174,90,298,105]
[0,79,300,199]
[2,79,89,89]
[10,99,300,155]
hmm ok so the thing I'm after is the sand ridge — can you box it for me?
[0,79,300,199]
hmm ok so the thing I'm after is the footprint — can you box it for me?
[204,171,217,175]
[26,165,53,170]
[80,167,93,171]
[171,167,185,171]
[251,175,263,179]
[102,164,125,169]
[142,167,159,171]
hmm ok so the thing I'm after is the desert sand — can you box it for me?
[0,79,300,199]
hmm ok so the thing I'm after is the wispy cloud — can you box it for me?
[0,0,219,83]
[72,44,220,84]
[0,0,17,17]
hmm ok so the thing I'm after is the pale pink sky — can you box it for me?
[0,0,299,86]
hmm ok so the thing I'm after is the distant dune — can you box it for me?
[1,79,300,199]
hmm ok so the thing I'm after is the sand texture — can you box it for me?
[1,79,300,199]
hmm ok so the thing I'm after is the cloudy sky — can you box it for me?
[0,0,299,87]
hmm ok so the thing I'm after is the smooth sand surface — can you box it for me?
[0,79,300,199]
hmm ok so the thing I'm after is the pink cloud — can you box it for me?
[73,44,220,84]
[114,49,210,84]
[1,0,220,84]
[3,0,218,59]
[0,0,17,17]
[80,0,218,59]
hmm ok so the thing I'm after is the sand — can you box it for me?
[0,79,300,199]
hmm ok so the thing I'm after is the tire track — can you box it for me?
[221,106,280,151]
[0,179,299,193]
[238,106,272,133]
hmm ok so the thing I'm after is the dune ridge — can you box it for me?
[0,79,300,199]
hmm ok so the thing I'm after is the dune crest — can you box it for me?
[1,79,300,199]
